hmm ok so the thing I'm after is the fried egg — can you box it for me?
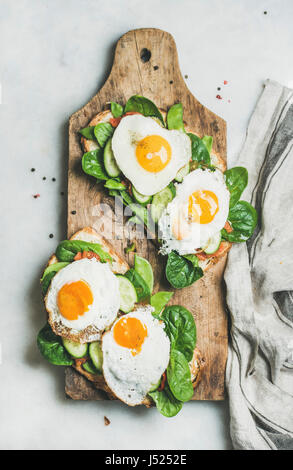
[46,258,120,342]
[102,306,170,406]
[159,168,230,254]
[111,114,191,196]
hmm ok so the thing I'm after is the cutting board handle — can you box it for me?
[103,28,188,103]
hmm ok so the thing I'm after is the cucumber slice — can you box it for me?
[132,186,152,205]
[62,338,88,359]
[134,255,154,293]
[202,232,221,254]
[104,138,121,177]
[117,275,138,313]
[89,342,103,373]
[151,185,175,223]
[82,360,99,375]
[175,163,190,182]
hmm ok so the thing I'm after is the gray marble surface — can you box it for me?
[1,0,292,450]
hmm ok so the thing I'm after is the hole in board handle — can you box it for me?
[140,48,151,63]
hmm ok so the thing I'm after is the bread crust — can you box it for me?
[80,108,231,271]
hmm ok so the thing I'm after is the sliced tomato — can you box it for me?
[158,372,167,392]
[109,117,121,128]
[224,221,233,233]
[195,251,207,261]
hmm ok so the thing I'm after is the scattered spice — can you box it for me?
[140,48,151,63]
[217,87,221,91]
[184,74,188,79]
[228,99,231,103]
[71,210,76,215]
[104,416,111,426]
[49,233,54,238]
[31,168,36,172]
[169,80,173,84]
[33,193,40,199]
[60,191,64,196]
[216,94,222,100]
[43,177,46,180]
[264,11,267,15]
[224,80,228,85]
[153,65,159,70]
[52,177,56,182]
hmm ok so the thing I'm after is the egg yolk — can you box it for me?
[136,135,171,173]
[188,189,219,224]
[57,280,94,321]
[113,317,148,356]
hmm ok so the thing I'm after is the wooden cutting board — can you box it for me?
[66,28,228,401]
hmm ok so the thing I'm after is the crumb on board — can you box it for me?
[216,94,222,100]
[33,193,40,198]
[104,416,111,426]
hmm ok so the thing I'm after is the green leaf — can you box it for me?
[111,102,123,118]
[188,133,211,165]
[202,135,213,154]
[183,254,199,268]
[82,149,109,180]
[124,268,150,301]
[162,305,196,362]
[165,251,203,290]
[221,201,258,242]
[148,385,183,417]
[104,179,126,190]
[79,126,97,141]
[94,123,114,147]
[41,262,69,295]
[224,166,248,208]
[134,255,154,294]
[167,349,194,402]
[124,95,165,125]
[37,324,73,366]
[56,240,112,263]
[150,292,174,316]
[167,103,185,131]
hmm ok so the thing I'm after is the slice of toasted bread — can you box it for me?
[44,227,129,343]
[73,346,205,406]
[80,108,231,272]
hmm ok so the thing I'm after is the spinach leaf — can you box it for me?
[79,126,97,141]
[165,251,203,289]
[82,149,109,180]
[94,123,114,147]
[41,262,69,295]
[202,135,213,154]
[167,349,194,402]
[224,166,248,208]
[37,324,73,366]
[56,240,112,263]
[124,268,151,301]
[188,133,211,165]
[124,95,165,126]
[104,179,126,190]
[162,305,196,361]
[221,201,258,242]
[183,254,199,268]
[148,385,182,417]
[167,103,184,131]
[150,291,174,316]
[111,102,123,118]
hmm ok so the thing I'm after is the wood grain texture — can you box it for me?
[66,28,228,401]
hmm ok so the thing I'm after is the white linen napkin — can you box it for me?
[225,79,293,450]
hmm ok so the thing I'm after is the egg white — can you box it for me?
[111,114,191,196]
[159,168,230,255]
[102,306,170,406]
[46,258,120,333]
